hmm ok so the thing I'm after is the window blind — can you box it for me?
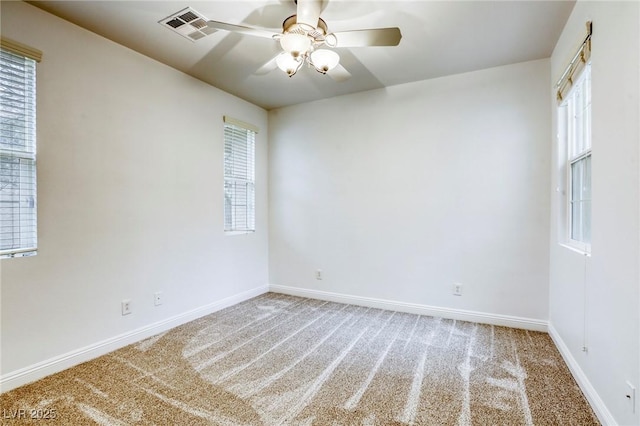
[223,119,256,232]
[556,21,592,104]
[1,48,37,257]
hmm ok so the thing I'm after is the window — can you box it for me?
[223,117,257,233]
[556,22,591,253]
[561,63,591,250]
[1,46,38,258]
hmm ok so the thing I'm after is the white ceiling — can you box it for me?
[27,0,576,110]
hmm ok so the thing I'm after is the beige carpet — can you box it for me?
[1,293,598,425]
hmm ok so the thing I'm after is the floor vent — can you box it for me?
[159,7,216,42]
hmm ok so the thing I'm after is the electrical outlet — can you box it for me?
[121,299,132,316]
[453,283,463,296]
[154,291,163,306]
[315,269,323,280]
[626,381,636,413]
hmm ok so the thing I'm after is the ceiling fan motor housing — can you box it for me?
[282,15,328,42]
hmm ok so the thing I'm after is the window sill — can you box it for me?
[0,249,37,259]
[559,242,591,257]
[225,230,255,236]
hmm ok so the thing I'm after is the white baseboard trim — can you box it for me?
[269,285,548,332]
[0,284,268,393]
[548,322,616,425]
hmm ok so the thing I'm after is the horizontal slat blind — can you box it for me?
[1,48,37,257]
[224,120,255,232]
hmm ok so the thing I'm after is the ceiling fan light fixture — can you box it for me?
[324,33,338,48]
[279,33,311,57]
[310,49,340,73]
[276,52,303,77]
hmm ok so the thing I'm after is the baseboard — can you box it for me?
[0,284,269,393]
[269,284,548,332]
[548,322,617,425]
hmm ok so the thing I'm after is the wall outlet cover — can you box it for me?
[453,283,463,296]
[154,292,163,306]
[626,381,636,413]
[121,299,132,315]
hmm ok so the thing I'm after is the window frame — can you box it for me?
[223,118,256,234]
[0,46,38,259]
[560,62,591,254]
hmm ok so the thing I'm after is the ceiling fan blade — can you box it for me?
[206,20,276,39]
[255,56,279,75]
[332,28,402,47]
[296,0,323,28]
[327,64,351,82]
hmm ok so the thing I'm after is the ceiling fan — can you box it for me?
[206,0,402,80]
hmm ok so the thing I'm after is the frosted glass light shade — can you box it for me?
[279,33,311,57]
[310,49,340,73]
[276,52,302,76]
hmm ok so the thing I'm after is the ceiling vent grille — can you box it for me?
[159,7,216,42]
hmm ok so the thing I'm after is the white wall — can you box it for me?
[548,2,640,425]
[0,1,268,385]
[269,59,551,323]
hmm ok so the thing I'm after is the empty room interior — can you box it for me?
[1,0,639,424]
